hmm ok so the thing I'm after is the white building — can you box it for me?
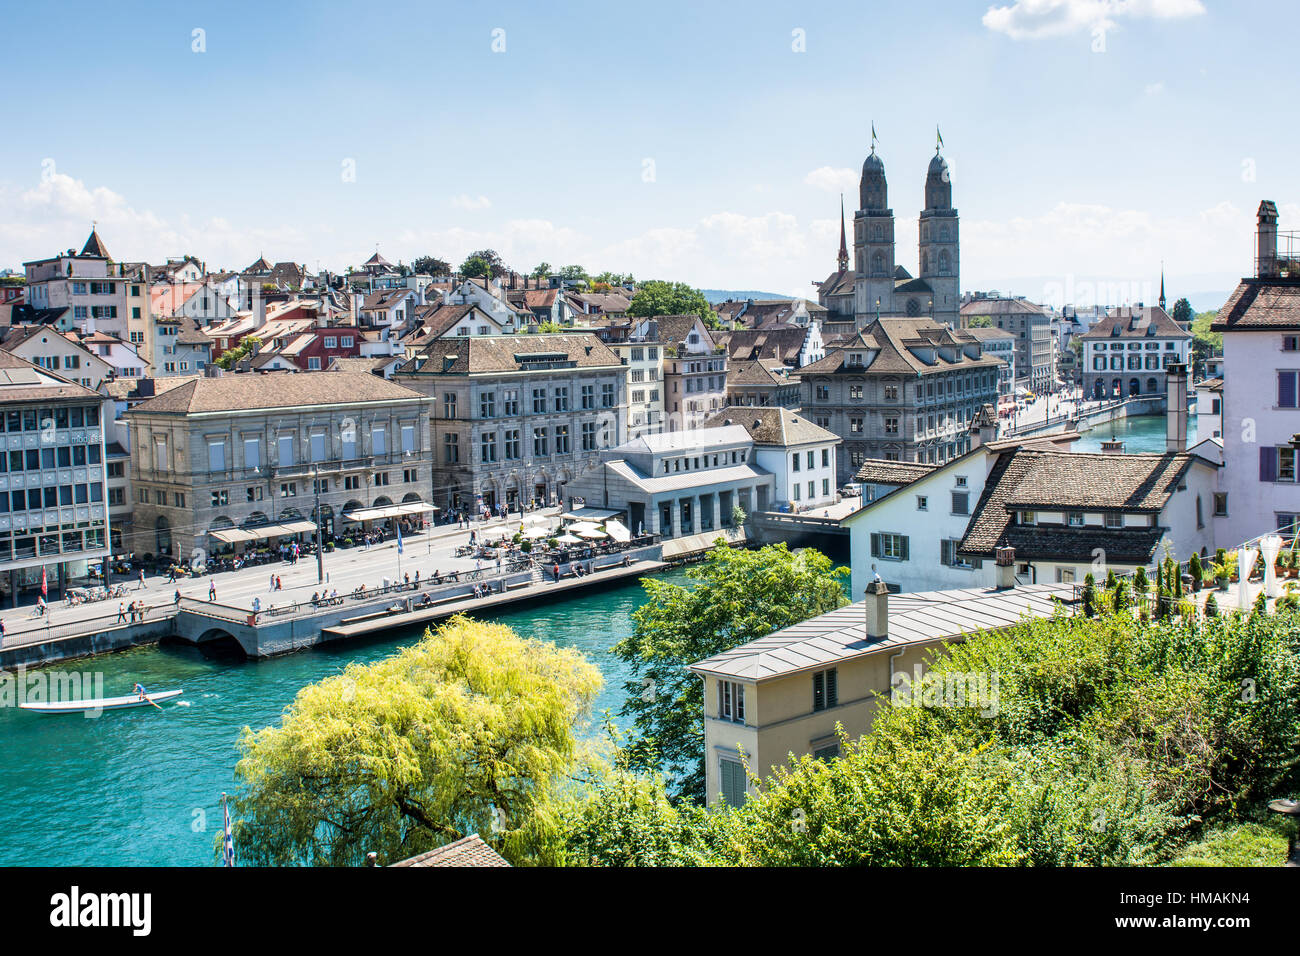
[608,339,664,440]
[1212,199,1300,541]
[705,407,839,511]
[843,384,1216,597]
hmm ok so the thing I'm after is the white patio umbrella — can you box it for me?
[577,529,607,540]
[566,521,600,534]
[522,527,550,539]
[556,533,583,545]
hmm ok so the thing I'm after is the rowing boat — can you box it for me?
[18,689,183,714]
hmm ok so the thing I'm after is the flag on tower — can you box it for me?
[871,122,878,151]
[937,125,944,151]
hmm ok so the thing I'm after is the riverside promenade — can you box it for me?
[0,507,667,668]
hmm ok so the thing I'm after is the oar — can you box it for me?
[137,689,164,711]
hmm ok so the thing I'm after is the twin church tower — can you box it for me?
[821,133,960,329]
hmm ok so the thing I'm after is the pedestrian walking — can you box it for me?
[252,597,260,613]
[0,618,5,640]
[128,602,137,624]
[275,575,282,591]
[209,581,217,602]
[173,589,181,607]
[116,601,126,623]
[553,562,560,581]
[138,569,145,590]
[270,573,276,591]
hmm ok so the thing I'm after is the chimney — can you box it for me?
[864,578,889,640]
[1257,200,1279,278]
[1166,362,1188,453]
[995,546,1016,589]
[1099,439,1126,454]
[969,402,998,449]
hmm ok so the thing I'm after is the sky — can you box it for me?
[1,0,1295,309]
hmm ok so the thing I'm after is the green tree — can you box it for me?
[627,280,714,324]
[1191,310,1222,378]
[215,335,262,370]
[1172,296,1194,327]
[530,262,552,279]
[412,255,451,276]
[557,265,589,283]
[593,270,634,286]
[228,615,602,866]
[613,543,848,802]
[968,315,992,328]
[460,249,506,279]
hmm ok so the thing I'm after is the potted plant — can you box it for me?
[1188,553,1203,593]
[547,537,559,550]
[1226,550,1240,583]
[521,539,532,554]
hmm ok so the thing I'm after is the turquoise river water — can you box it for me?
[0,567,694,866]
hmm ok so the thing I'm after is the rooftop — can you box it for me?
[689,583,1076,681]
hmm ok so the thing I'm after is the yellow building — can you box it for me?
[688,577,1077,807]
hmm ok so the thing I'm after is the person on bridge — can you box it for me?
[116,602,126,623]
[138,569,145,590]
[209,582,217,602]
[173,590,181,607]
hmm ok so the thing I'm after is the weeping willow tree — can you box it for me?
[227,615,602,866]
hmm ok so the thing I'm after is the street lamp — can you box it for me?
[311,467,325,585]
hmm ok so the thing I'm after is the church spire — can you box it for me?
[1159,263,1166,312]
[837,194,849,272]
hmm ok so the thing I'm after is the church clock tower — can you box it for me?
[918,146,960,328]
[854,145,896,325]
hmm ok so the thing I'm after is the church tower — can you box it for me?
[854,143,896,323]
[918,143,960,328]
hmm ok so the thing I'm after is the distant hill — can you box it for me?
[701,289,800,305]
[1184,291,1231,313]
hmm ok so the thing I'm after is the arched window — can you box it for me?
[940,224,950,242]
[1146,377,1157,394]
[939,250,951,275]
[871,252,885,276]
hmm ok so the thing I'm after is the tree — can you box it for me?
[613,543,848,802]
[530,262,552,279]
[460,249,506,279]
[215,335,262,370]
[558,265,589,283]
[1191,310,1222,378]
[412,256,451,277]
[627,280,714,324]
[1172,296,1194,327]
[227,615,601,866]
[593,271,634,287]
[968,315,993,328]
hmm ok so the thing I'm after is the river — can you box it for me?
[0,567,695,866]
[1073,413,1201,454]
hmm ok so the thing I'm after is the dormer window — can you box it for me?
[1103,513,1123,529]
[1067,512,1084,527]
[1020,511,1036,525]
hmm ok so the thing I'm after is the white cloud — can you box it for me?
[0,172,307,271]
[1144,80,1165,95]
[982,0,1205,41]
[449,194,492,211]
[803,166,857,193]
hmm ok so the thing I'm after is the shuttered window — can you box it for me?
[951,491,969,515]
[870,532,909,561]
[278,435,294,468]
[1261,446,1278,483]
[1280,371,1298,408]
[812,668,838,711]
[719,759,746,808]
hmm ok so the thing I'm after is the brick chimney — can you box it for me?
[1166,362,1188,453]
[864,578,889,640]
[995,545,1016,589]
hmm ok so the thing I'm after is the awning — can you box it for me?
[343,502,437,522]
[604,519,631,542]
[560,507,622,521]
[521,527,550,539]
[208,528,258,544]
[565,521,601,534]
[208,521,319,543]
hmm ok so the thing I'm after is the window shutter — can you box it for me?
[941,539,952,565]
[870,532,881,558]
[1261,446,1278,483]
[1280,371,1297,409]
[812,671,825,711]
[899,536,910,561]
[826,668,838,708]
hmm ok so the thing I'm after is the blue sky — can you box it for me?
[1,0,1292,308]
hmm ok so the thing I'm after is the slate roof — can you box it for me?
[643,314,708,346]
[817,268,854,298]
[958,448,1197,560]
[127,371,425,415]
[390,834,509,867]
[725,359,789,387]
[854,458,938,485]
[80,229,110,259]
[1210,278,1300,332]
[1198,377,1223,392]
[959,297,1050,317]
[703,407,838,447]
[1079,306,1191,340]
[396,333,621,375]
[688,583,1077,681]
